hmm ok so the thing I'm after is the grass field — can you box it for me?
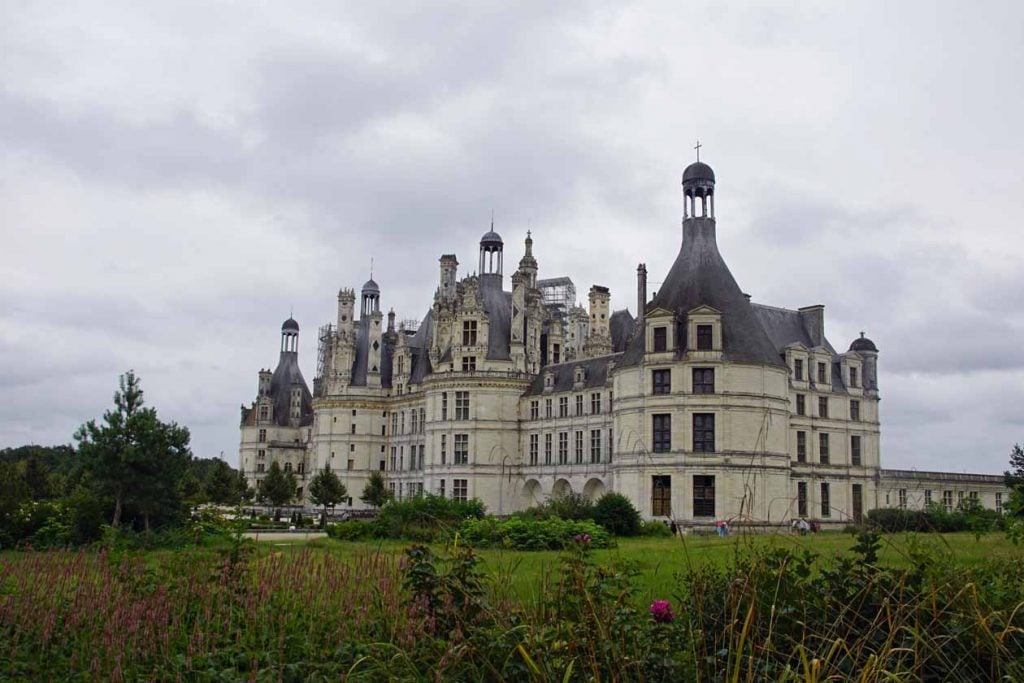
[290,530,1019,604]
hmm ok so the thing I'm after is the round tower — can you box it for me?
[479,225,503,277]
[361,278,380,317]
[682,160,716,219]
[281,316,299,353]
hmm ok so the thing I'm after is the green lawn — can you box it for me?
[293,530,1020,605]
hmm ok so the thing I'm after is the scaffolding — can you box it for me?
[537,277,576,317]
[316,323,334,384]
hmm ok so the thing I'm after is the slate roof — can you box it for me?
[350,317,394,387]
[620,218,784,367]
[479,274,512,361]
[524,353,621,396]
[268,349,314,426]
[609,309,636,352]
[751,304,837,356]
[409,309,434,384]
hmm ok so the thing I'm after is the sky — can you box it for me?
[2,1,1023,474]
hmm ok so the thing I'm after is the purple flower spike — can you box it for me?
[650,599,674,623]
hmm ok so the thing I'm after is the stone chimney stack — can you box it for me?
[636,263,647,327]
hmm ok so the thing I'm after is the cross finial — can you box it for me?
[860,331,865,338]
[370,257,374,279]
[694,140,702,162]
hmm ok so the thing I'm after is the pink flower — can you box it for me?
[650,599,674,623]
[574,533,591,544]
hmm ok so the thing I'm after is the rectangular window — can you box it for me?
[347,458,354,470]
[797,481,808,517]
[692,368,715,394]
[575,394,584,416]
[651,475,671,517]
[898,489,907,509]
[544,434,552,465]
[440,434,447,465]
[969,491,978,503]
[942,490,953,512]
[608,428,614,462]
[590,429,602,463]
[693,475,715,517]
[924,489,932,505]
[696,324,713,350]
[454,434,469,465]
[852,484,863,523]
[258,428,267,443]
[438,479,445,497]
[529,434,538,466]
[389,446,396,471]
[957,490,964,507]
[850,400,860,422]
[545,399,552,419]
[553,343,561,364]
[257,463,265,473]
[259,405,269,420]
[849,366,858,388]
[652,414,671,452]
[455,391,470,420]
[418,445,425,470]
[400,412,405,434]
[819,433,830,464]
[530,400,538,420]
[693,413,715,453]
[411,409,418,433]
[850,435,862,466]
[820,483,831,517]
[453,479,468,502]
[818,396,829,418]
[591,392,601,414]
[442,392,448,421]
[996,492,1003,515]
[817,362,827,384]
[796,431,807,463]
[794,358,804,381]
[559,396,568,417]
[796,394,806,416]
[461,356,476,372]
[653,326,667,352]
[652,369,671,395]
[462,320,477,346]
[558,432,568,464]
[257,449,266,460]
[574,431,584,464]
[420,408,425,433]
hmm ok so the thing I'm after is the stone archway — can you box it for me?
[583,478,606,502]
[522,479,543,507]
[552,478,573,499]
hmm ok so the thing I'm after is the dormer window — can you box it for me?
[462,320,477,346]
[573,366,586,386]
[817,362,827,383]
[653,327,667,352]
[794,358,804,381]
[696,325,713,351]
[849,366,858,388]
[544,372,554,391]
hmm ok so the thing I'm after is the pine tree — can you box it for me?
[75,371,191,529]
[258,461,297,512]
[360,470,392,508]
[309,465,347,520]
[1006,443,1024,488]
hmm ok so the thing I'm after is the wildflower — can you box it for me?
[574,533,591,544]
[650,599,674,623]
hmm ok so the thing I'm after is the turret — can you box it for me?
[439,254,459,303]
[337,288,355,336]
[363,278,384,389]
[518,231,538,289]
[850,333,879,394]
[258,369,272,397]
[584,285,612,357]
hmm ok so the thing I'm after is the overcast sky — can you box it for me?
[2,1,1022,474]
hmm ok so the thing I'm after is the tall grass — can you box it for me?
[1,533,1021,680]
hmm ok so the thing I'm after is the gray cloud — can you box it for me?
[2,1,1023,475]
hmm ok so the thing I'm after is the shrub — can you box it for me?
[458,516,610,550]
[374,494,486,540]
[866,503,1001,535]
[516,493,594,521]
[325,520,375,541]
[640,519,673,537]
[592,492,642,536]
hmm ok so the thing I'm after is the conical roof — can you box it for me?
[620,217,783,367]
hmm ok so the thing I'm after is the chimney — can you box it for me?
[798,305,825,347]
[636,263,647,326]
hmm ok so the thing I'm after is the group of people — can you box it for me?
[791,518,820,535]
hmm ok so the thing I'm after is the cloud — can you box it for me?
[2,1,1023,476]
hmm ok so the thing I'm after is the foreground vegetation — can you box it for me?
[1,532,1022,681]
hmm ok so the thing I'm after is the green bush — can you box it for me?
[592,492,642,536]
[516,493,594,521]
[640,519,673,537]
[866,502,1001,535]
[325,520,375,541]
[458,516,610,550]
[374,494,486,540]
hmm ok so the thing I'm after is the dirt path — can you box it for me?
[243,531,327,543]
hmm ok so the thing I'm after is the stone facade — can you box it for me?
[239,161,1009,526]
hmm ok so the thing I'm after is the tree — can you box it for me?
[1005,443,1024,490]
[309,465,348,519]
[204,458,241,505]
[361,471,392,508]
[591,492,642,536]
[236,469,254,504]
[23,454,52,500]
[258,461,297,511]
[74,371,192,529]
